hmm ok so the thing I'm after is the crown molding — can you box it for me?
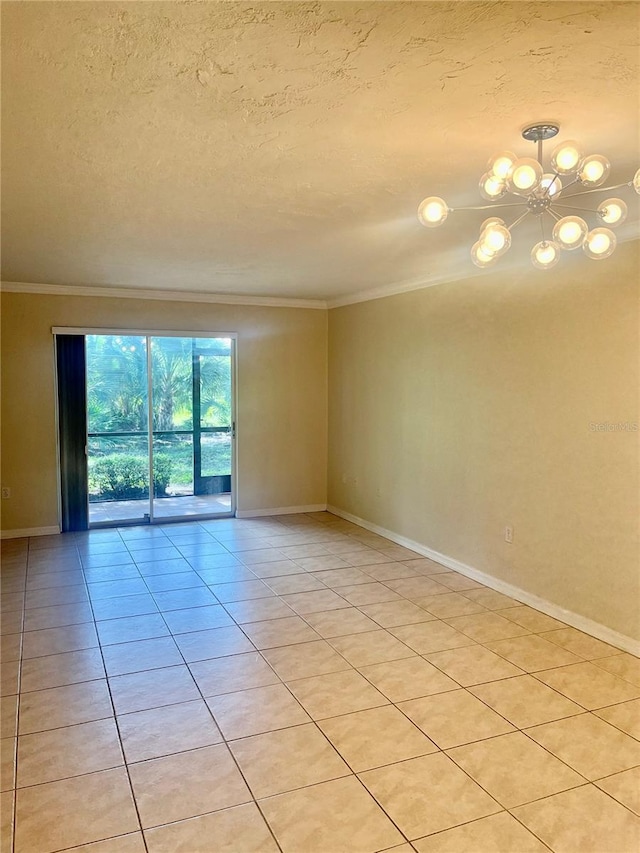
[2,277,452,312]
[327,270,482,308]
[0,281,328,310]
[326,236,640,308]
[4,238,639,312]
[326,275,454,309]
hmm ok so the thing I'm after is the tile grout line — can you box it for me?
[113,533,287,853]
[87,528,153,853]
[11,535,40,853]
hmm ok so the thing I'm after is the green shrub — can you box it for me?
[153,455,173,496]
[89,454,172,500]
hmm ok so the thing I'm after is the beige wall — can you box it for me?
[2,245,638,641]
[328,241,640,640]
[1,293,327,531]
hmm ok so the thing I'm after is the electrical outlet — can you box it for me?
[1,487,11,499]
[504,526,513,544]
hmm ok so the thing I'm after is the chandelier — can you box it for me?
[417,123,640,270]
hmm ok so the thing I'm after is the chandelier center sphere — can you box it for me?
[527,196,552,215]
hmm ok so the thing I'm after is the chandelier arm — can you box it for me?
[506,210,530,230]
[562,181,631,198]
[546,209,563,222]
[560,177,581,192]
[448,202,528,212]
[550,203,596,211]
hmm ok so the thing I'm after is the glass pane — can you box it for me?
[86,335,148,434]
[85,334,149,524]
[88,435,150,502]
[152,433,194,499]
[150,337,193,431]
[194,337,232,355]
[200,432,232,480]
[200,353,232,428]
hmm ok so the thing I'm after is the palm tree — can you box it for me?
[150,337,193,432]
[86,335,148,433]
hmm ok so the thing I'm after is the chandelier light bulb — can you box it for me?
[552,215,589,250]
[598,198,627,227]
[471,241,498,268]
[538,173,563,198]
[531,241,561,270]
[578,155,611,187]
[506,158,543,193]
[479,172,506,201]
[488,151,517,180]
[550,140,583,174]
[480,216,506,232]
[632,168,640,194]
[481,224,511,257]
[583,227,617,260]
[417,196,449,227]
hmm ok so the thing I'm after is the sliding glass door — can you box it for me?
[149,336,233,521]
[81,333,234,526]
[86,335,151,525]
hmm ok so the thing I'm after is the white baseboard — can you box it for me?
[236,504,327,519]
[327,505,640,657]
[1,525,61,540]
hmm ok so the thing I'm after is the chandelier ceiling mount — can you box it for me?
[521,123,560,143]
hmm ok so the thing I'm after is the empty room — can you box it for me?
[1,2,639,852]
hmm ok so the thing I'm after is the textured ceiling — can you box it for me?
[2,1,639,301]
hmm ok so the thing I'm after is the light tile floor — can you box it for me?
[1,511,639,853]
